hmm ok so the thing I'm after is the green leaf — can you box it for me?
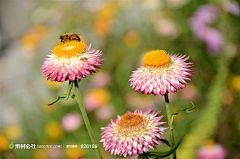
[66,81,74,100]
[138,136,185,159]
[80,57,88,60]
[172,102,195,115]
[170,102,195,126]
[46,93,75,106]
[159,139,171,147]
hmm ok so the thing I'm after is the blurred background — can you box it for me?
[0,0,240,159]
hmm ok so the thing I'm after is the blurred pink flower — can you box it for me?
[198,140,227,159]
[48,148,63,158]
[83,88,110,111]
[84,93,99,111]
[91,71,111,88]
[224,1,240,16]
[191,5,224,55]
[155,19,179,39]
[95,105,115,121]
[62,113,82,132]
[180,84,198,101]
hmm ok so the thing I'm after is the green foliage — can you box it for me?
[80,57,88,60]
[171,102,195,126]
[46,93,75,105]
[138,136,185,159]
[178,54,230,158]
[66,80,74,100]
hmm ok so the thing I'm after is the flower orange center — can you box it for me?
[144,50,172,67]
[53,41,86,58]
[118,114,144,128]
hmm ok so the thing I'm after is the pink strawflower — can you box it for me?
[100,108,168,157]
[198,139,227,159]
[62,112,82,132]
[130,50,193,95]
[41,41,103,82]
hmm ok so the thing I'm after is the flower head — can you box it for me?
[100,108,168,157]
[41,40,103,82]
[198,139,227,159]
[130,50,193,95]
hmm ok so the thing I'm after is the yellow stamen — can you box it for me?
[144,50,172,67]
[118,114,143,128]
[53,41,86,58]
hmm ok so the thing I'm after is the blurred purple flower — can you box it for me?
[62,113,82,132]
[191,5,224,55]
[193,5,221,25]
[224,1,240,16]
[205,28,224,54]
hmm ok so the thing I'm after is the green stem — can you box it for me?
[74,80,102,159]
[164,93,176,159]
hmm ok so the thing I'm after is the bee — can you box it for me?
[59,33,81,43]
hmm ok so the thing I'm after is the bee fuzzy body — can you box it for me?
[60,33,81,43]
